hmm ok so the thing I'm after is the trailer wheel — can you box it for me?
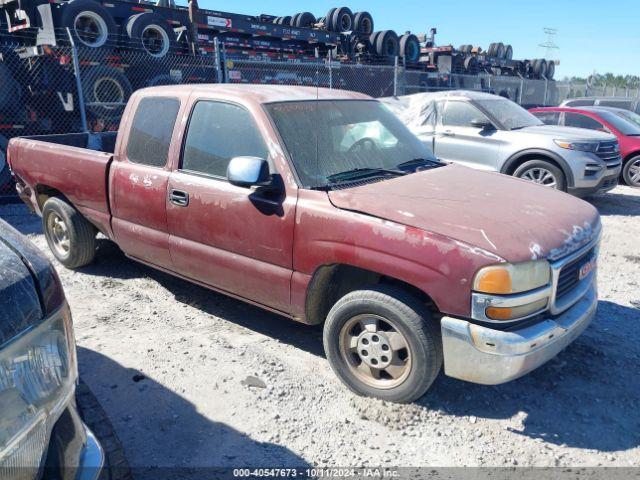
[280,15,292,25]
[368,31,381,54]
[399,34,420,63]
[126,12,176,59]
[495,42,506,59]
[375,30,399,58]
[60,0,116,49]
[0,134,10,191]
[330,7,353,33]
[487,42,497,57]
[463,55,478,74]
[293,12,316,28]
[504,44,513,60]
[0,63,21,111]
[146,74,179,87]
[82,66,133,118]
[324,8,336,28]
[533,59,548,78]
[546,61,555,80]
[353,11,374,35]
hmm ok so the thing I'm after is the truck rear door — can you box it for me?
[165,98,296,313]
[109,95,182,269]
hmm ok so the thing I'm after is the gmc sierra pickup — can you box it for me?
[8,85,601,403]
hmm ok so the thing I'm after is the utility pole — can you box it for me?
[539,27,559,64]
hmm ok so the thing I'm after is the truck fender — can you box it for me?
[501,148,575,187]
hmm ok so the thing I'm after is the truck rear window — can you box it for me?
[126,97,180,167]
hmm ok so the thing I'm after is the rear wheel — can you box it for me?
[514,159,566,191]
[323,285,442,403]
[623,155,640,187]
[42,197,96,268]
[60,0,116,49]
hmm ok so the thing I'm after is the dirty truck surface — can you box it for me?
[0,185,638,469]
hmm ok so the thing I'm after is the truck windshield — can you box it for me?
[265,100,438,188]
[475,98,543,130]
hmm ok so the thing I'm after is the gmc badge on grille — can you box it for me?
[579,257,597,280]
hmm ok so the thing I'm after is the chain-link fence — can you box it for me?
[2,35,640,199]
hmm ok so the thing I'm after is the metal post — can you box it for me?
[221,43,229,83]
[518,78,524,105]
[543,79,549,106]
[328,49,333,89]
[213,37,222,83]
[66,28,88,133]
[393,56,398,97]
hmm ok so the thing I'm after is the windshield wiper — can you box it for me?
[326,167,406,184]
[396,158,441,171]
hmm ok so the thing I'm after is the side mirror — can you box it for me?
[471,118,494,130]
[227,156,272,188]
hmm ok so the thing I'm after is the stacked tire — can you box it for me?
[125,12,176,59]
[369,30,399,58]
[531,59,554,79]
[487,42,513,59]
[59,0,117,50]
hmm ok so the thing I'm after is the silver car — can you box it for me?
[560,96,640,115]
[383,91,622,196]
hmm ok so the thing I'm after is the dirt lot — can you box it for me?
[1,185,639,474]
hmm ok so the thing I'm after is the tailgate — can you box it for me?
[9,137,113,233]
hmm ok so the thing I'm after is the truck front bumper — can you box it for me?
[440,282,597,385]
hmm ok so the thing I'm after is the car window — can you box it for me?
[442,101,486,127]
[564,99,595,107]
[181,101,269,178]
[564,113,606,131]
[532,111,560,125]
[598,99,633,110]
[127,97,181,167]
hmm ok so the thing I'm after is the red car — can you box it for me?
[530,106,640,187]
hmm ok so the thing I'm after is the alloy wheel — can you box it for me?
[47,212,70,258]
[519,167,559,188]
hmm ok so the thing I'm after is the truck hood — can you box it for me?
[517,124,616,141]
[328,164,600,263]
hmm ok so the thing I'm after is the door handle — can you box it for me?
[169,189,189,207]
[440,130,455,137]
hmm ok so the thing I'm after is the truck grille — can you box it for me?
[555,246,596,301]
[596,140,622,169]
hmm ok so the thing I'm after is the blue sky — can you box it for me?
[196,0,640,79]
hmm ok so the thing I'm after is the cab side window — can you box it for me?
[442,101,485,127]
[564,113,606,131]
[127,97,180,167]
[181,101,269,178]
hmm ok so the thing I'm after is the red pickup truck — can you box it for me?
[8,85,601,403]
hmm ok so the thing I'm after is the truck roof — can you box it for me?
[138,84,372,104]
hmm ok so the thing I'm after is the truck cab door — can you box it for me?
[166,99,296,314]
[434,100,501,171]
[109,95,182,269]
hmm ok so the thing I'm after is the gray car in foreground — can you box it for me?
[0,219,103,479]
[383,90,622,196]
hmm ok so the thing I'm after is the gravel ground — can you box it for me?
[1,185,639,474]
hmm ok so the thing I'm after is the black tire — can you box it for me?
[42,197,96,268]
[623,155,640,187]
[125,12,176,59]
[368,31,381,54]
[76,382,133,480]
[60,0,116,49]
[353,11,374,35]
[146,73,179,87]
[504,44,513,60]
[272,16,282,24]
[0,64,21,111]
[330,6,353,33]
[324,8,337,28]
[82,66,133,118]
[0,134,11,191]
[514,159,566,191]
[487,42,497,57]
[495,42,506,59]
[375,30,399,58]
[293,11,315,28]
[464,55,478,74]
[399,33,420,63]
[323,285,443,403]
[546,60,555,80]
[532,58,547,79]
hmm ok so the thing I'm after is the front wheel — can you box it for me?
[323,285,442,403]
[622,155,640,187]
[42,197,97,269]
[513,159,566,191]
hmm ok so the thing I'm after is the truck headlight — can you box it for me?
[0,305,77,470]
[553,140,599,152]
[472,261,551,322]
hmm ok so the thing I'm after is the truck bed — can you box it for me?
[8,132,117,236]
